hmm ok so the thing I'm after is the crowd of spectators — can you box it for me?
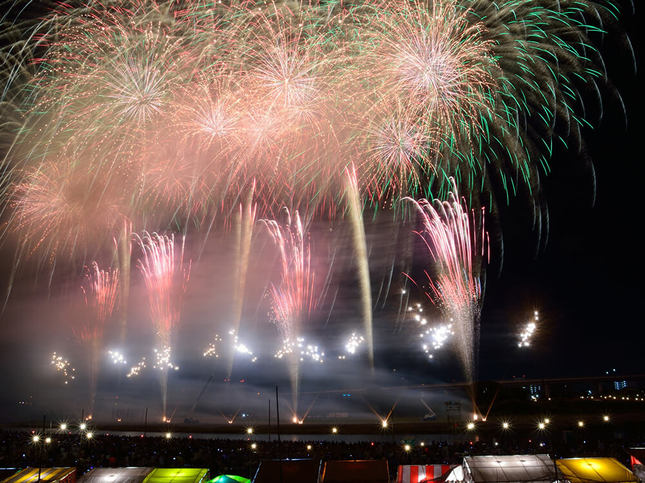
[0,429,637,480]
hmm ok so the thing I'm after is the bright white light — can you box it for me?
[518,311,539,348]
[79,423,87,431]
[153,346,179,371]
[275,337,324,363]
[108,350,127,365]
[50,352,76,384]
[126,357,147,378]
[344,332,365,355]
[59,423,67,431]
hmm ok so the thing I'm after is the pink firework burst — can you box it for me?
[79,261,120,342]
[136,232,191,345]
[406,181,489,380]
[262,210,316,340]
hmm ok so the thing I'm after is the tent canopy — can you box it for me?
[252,459,318,483]
[556,458,638,483]
[397,465,461,483]
[2,468,76,483]
[78,468,153,483]
[209,477,250,483]
[629,450,645,466]
[463,455,559,483]
[143,469,209,483]
[320,460,390,483]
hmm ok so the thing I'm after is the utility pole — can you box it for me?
[276,386,283,483]
[37,415,46,482]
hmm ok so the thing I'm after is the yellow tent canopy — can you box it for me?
[142,469,209,483]
[1,468,75,483]
[556,458,637,483]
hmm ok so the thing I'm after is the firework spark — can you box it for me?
[344,332,365,356]
[107,350,127,366]
[78,261,119,415]
[50,352,76,385]
[137,232,190,343]
[137,232,190,419]
[9,162,125,260]
[203,335,223,359]
[518,310,539,348]
[230,329,258,363]
[81,262,120,332]
[274,337,325,364]
[345,166,374,369]
[126,357,147,378]
[153,346,179,372]
[263,209,317,413]
[420,322,455,360]
[406,180,488,381]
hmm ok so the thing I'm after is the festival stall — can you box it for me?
[252,459,318,483]
[318,459,389,482]
[556,458,637,483]
[209,477,250,483]
[463,455,560,483]
[2,468,76,483]
[78,467,153,483]
[628,450,645,483]
[0,471,18,482]
[142,469,209,483]
[396,464,463,483]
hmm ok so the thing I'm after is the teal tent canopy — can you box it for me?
[209,477,250,483]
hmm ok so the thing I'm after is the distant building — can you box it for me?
[614,380,628,391]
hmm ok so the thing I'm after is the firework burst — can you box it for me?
[263,209,316,413]
[518,310,539,348]
[0,0,630,390]
[9,161,125,260]
[137,231,190,418]
[50,352,76,385]
[406,181,488,381]
[126,357,147,378]
[1,0,623,235]
[77,261,119,415]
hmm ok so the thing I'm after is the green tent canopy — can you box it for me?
[209,476,250,483]
[143,469,209,483]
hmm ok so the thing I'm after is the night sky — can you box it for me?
[0,0,642,423]
[479,1,643,380]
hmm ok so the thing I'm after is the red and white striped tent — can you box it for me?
[396,465,462,483]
